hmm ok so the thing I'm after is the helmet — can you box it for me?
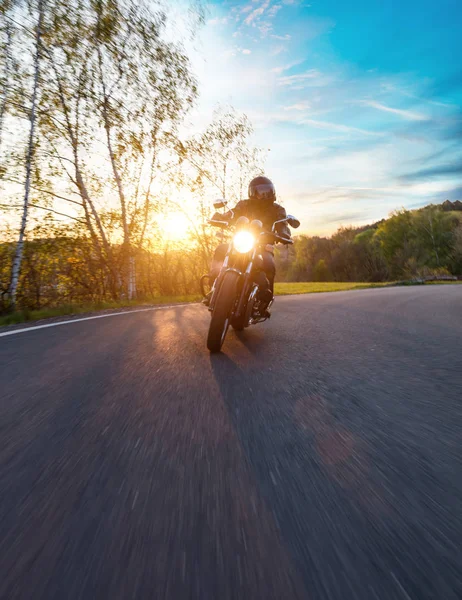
[248,176,276,204]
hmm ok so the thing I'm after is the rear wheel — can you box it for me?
[207,271,239,352]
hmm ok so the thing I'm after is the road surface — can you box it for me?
[1,286,461,600]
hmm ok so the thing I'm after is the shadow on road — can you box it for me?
[208,351,399,600]
[233,329,267,355]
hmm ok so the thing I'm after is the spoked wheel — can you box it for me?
[207,271,239,353]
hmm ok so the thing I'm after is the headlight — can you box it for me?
[233,230,255,253]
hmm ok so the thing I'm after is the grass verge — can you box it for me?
[0,295,202,327]
[274,282,392,295]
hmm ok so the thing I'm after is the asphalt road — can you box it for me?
[1,285,461,600]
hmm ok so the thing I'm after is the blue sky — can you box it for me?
[187,0,462,234]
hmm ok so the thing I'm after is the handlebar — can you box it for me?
[208,219,292,244]
[208,219,229,228]
[260,231,293,245]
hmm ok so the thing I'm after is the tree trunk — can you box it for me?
[429,212,440,267]
[98,48,132,298]
[0,23,12,151]
[9,0,44,309]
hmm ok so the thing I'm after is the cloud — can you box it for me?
[277,69,332,88]
[400,162,462,182]
[258,21,273,37]
[241,4,253,14]
[244,0,270,26]
[270,45,287,56]
[271,59,303,74]
[284,101,311,111]
[362,101,429,121]
[207,17,228,26]
[221,46,253,58]
[256,109,383,136]
[299,118,382,136]
[322,212,364,225]
[270,33,291,40]
[267,4,282,18]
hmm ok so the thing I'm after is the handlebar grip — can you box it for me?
[276,236,293,245]
[208,219,229,228]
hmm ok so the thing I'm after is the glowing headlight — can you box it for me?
[233,230,255,253]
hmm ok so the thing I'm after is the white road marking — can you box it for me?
[0,303,197,338]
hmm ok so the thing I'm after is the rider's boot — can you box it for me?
[257,288,273,318]
[202,290,213,306]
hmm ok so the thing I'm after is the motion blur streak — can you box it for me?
[0,286,461,599]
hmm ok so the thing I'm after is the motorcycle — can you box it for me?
[201,200,300,353]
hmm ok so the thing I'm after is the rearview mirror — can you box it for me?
[213,199,227,210]
[287,215,300,229]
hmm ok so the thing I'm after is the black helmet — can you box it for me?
[248,176,276,203]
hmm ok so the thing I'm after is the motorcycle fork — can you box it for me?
[235,248,257,319]
[209,251,243,312]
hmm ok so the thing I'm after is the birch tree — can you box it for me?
[0,13,13,151]
[8,0,44,309]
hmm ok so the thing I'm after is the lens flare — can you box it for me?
[233,230,255,253]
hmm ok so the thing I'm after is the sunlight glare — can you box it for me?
[161,212,190,242]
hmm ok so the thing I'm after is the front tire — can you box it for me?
[207,271,239,353]
[232,284,258,331]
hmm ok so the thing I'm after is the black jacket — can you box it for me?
[218,199,291,240]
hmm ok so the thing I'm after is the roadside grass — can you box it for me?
[274,282,392,295]
[1,280,460,327]
[0,295,202,327]
[424,280,462,285]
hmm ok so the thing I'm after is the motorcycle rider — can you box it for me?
[205,176,292,315]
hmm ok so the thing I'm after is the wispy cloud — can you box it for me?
[268,4,283,18]
[299,118,381,136]
[284,101,311,111]
[271,59,303,74]
[380,83,456,108]
[244,0,271,26]
[270,33,291,40]
[400,162,462,182]
[221,46,253,58]
[254,109,383,136]
[362,100,428,121]
[270,45,287,56]
[277,69,332,88]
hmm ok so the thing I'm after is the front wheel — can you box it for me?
[207,270,239,353]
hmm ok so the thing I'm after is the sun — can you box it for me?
[160,211,190,242]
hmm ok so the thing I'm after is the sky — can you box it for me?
[185,0,462,234]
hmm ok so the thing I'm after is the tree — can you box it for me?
[375,210,417,279]
[177,107,264,201]
[413,206,454,269]
[9,0,44,309]
[36,0,198,299]
[0,5,13,152]
[353,228,387,281]
[313,258,331,282]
